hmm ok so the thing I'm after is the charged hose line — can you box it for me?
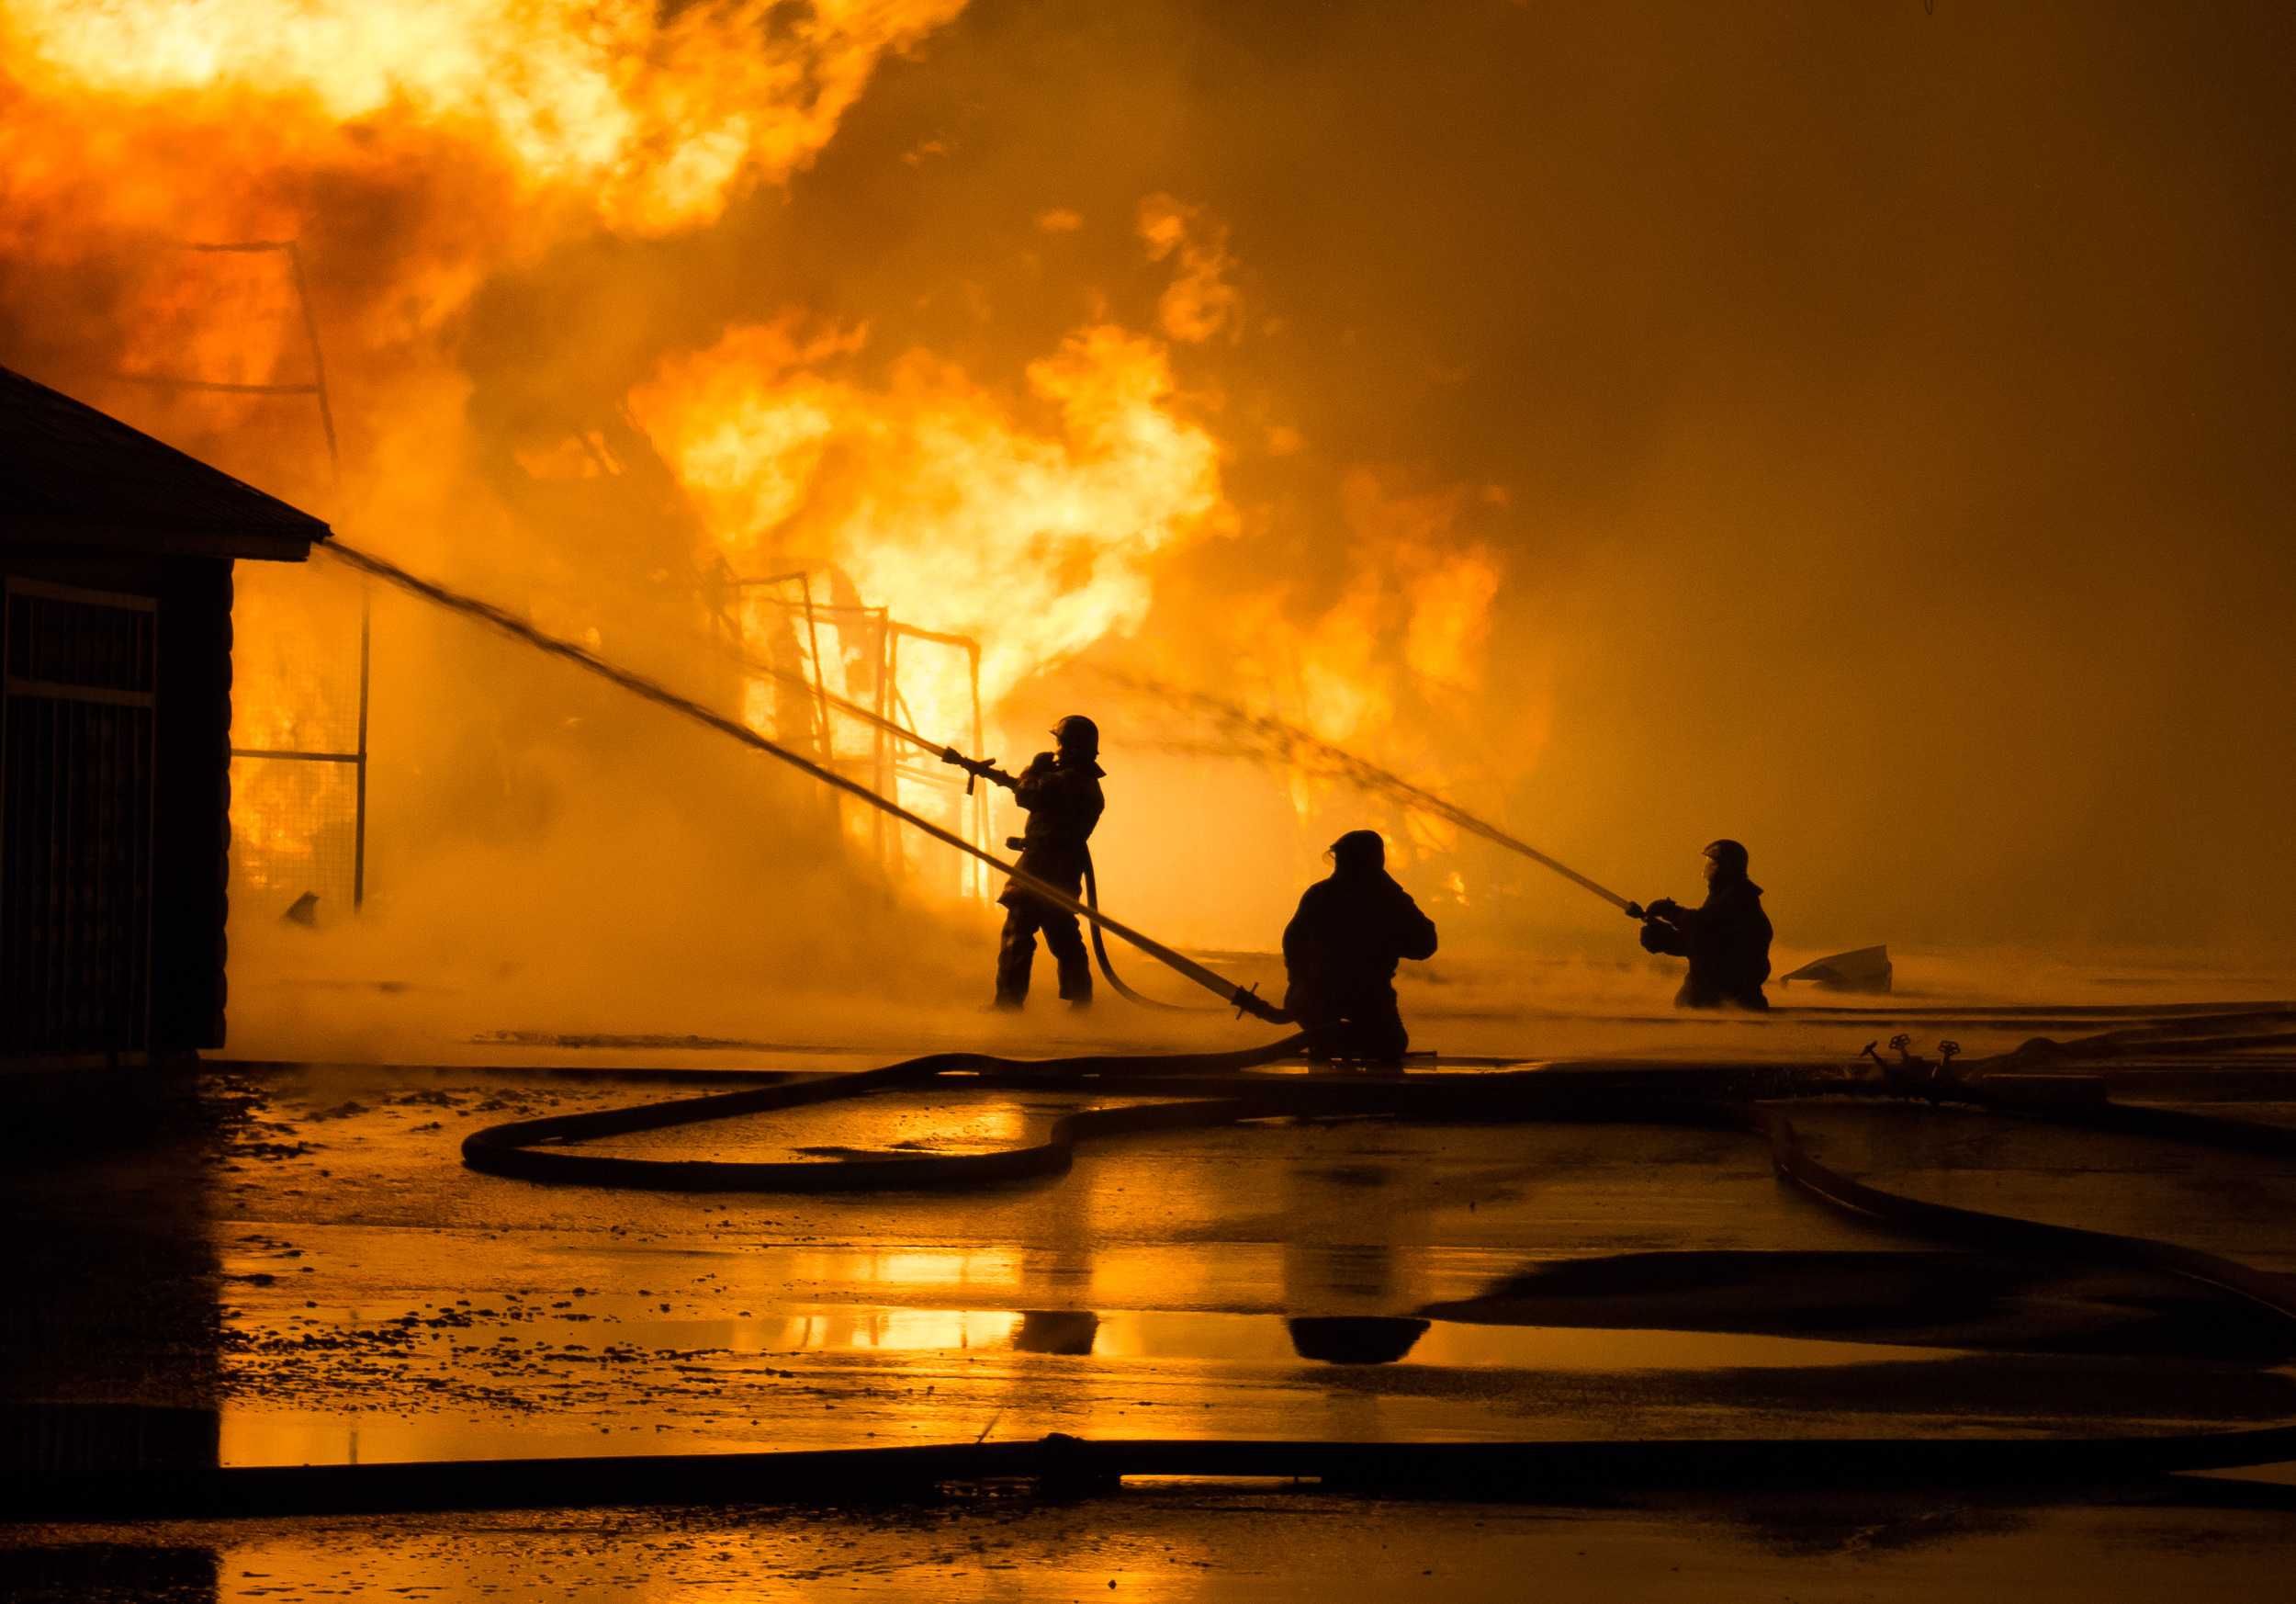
[23,1031,2296,1519]
[321,541,1287,1023]
[459,1035,1311,1191]
[702,616,1239,1011]
[253,548,2296,1509]
[444,1027,2296,1495]
[1083,846,1217,1011]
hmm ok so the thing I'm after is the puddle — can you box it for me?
[219,1305,1957,1466]
[547,1306,1950,1371]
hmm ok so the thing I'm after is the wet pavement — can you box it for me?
[12,1484,2296,1602]
[8,1000,2296,1596]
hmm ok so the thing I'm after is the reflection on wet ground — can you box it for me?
[120,1065,2290,1478]
[218,1305,1978,1467]
[10,1015,2296,1595]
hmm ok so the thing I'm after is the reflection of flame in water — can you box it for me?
[786,1248,1027,1291]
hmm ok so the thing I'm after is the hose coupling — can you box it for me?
[1232,982,1288,1024]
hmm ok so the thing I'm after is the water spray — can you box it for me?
[320,540,1288,1023]
[1086,667,1635,913]
[710,618,1634,931]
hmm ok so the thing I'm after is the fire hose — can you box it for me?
[238,546,2296,1515]
[30,1024,2296,1519]
[433,1024,2296,1488]
[1084,847,1218,1010]
[433,1026,2296,1490]
[328,539,1641,1017]
[321,542,1287,1022]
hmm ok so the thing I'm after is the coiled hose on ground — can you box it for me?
[29,1019,2296,1519]
[426,1015,2296,1504]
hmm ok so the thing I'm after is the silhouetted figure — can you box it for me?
[1626,838,1773,1010]
[1286,1316,1430,1366]
[1282,830,1439,1063]
[959,715,1105,1010]
[1012,1310,1101,1356]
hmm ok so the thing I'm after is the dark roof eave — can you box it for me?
[1,514,330,564]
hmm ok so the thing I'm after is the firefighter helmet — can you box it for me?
[1051,714,1100,756]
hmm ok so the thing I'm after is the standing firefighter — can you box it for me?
[946,716,1107,1011]
[1626,838,1773,1011]
[1282,830,1439,1064]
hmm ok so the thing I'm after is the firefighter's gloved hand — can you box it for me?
[1645,898,1682,920]
[1638,921,1671,954]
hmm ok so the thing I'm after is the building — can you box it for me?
[1,364,331,1067]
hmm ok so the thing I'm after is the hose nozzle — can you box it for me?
[1231,982,1289,1024]
[941,745,983,795]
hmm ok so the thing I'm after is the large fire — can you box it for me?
[1,0,1516,929]
[4,0,965,233]
[629,316,1226,736]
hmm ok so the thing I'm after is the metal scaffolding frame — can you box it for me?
[124,238,370,908]
[730,574,991,898]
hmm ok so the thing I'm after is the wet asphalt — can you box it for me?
[7,1001,2296,1598]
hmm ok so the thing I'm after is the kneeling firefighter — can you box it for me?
[1282,830,1439,1063]
[1626,838,1773,1011]
[946,716,1106,1011]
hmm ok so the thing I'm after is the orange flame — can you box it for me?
[2,2,1525,919]
[3,0,967,235]
[631,316,1229,740]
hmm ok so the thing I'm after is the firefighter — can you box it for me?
[1281,830,1439,1064]
[1626,838,1773,1010]
[959,715,1106,1010]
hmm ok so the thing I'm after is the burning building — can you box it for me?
[0,363,329,1065]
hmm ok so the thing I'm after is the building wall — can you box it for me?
[1,544,234,1058]
[152,558,232,1052]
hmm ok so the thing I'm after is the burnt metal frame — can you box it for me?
[111,240,339,469]
[126,238,371,909]
[223,599,369,907]
[730,577,990,897]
